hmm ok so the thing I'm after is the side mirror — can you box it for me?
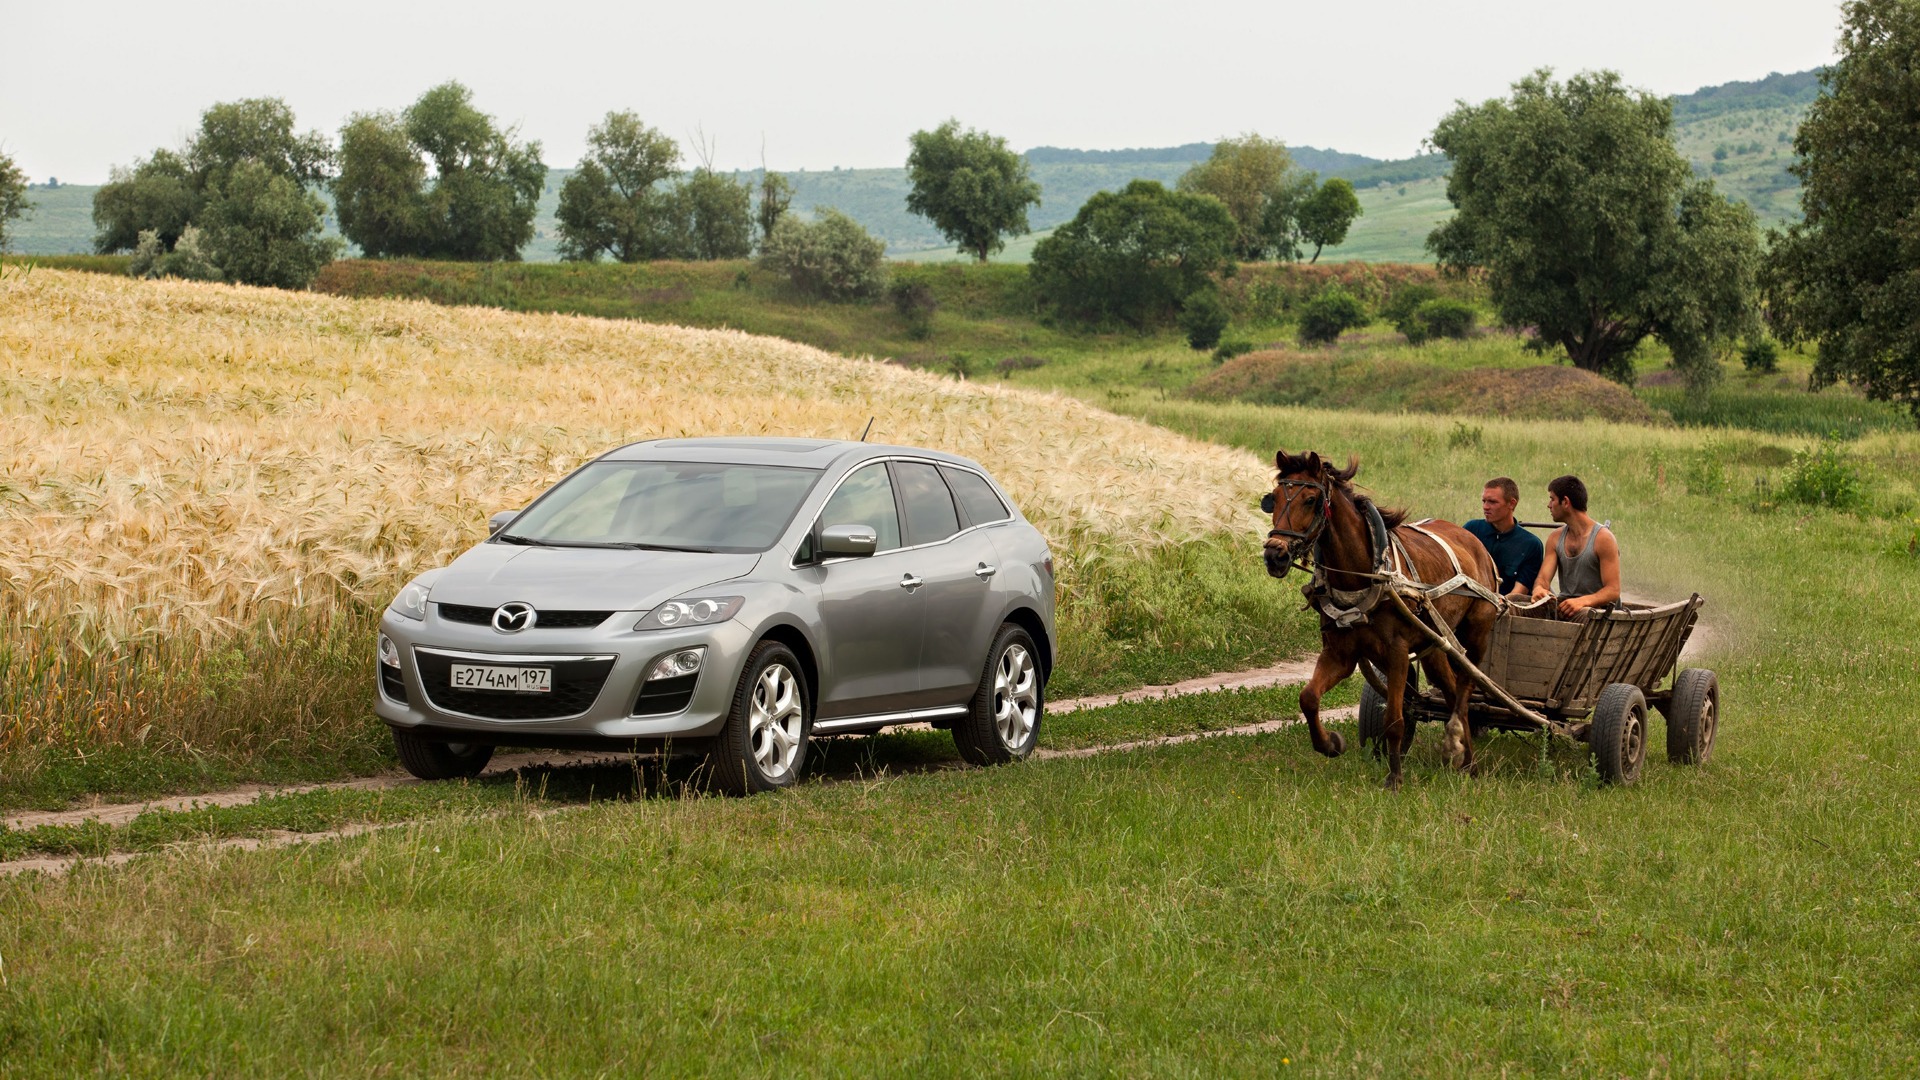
[488,510,519,535]
[819,523,878,558]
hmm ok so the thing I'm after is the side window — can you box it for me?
[940,466,1011,527]
[895,461,962,547]
[820,463,901,553]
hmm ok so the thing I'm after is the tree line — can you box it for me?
[2,0,1917,420]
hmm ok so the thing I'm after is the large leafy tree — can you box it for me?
[91,98,337,287]
[0,150,33,253]
[1177,134,1314,260]
[677,169,754,260]
[1297,178,1362,263]
[554,111,682,262]
[1429,69,1761,388]
[333,82,545,261]
[1029,180,1237,328]
[905,120,1041,262]
[1766,0,1920,421]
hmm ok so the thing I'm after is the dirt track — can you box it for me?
[1,660,1333,876]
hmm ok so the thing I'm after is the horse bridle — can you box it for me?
[1264,475,1333,565]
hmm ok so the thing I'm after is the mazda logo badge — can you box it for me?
[492,602,537,633]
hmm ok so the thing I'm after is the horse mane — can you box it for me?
[1274,449,1409,528]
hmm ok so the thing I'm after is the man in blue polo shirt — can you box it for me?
[1464,476,1543,599]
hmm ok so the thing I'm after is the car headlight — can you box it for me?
[388,576,434,621]
[634,596,745,631]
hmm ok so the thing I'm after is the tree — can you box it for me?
[1029,180,1237,327]
[199,160,342,289]
[1766,0,1920,421]
[554,111,681,262]
[759,210,888,300]
[1428,69,1761,389]
[0,150,31,253]
[1177,134,1313,260]
[333,82,545,261]
[677,169,754,260]
[905,120,1041,262]
[1296,178,1361,263]
[91,97,337,288]
[756,170,794,251]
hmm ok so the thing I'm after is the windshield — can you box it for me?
[499,460,823,553]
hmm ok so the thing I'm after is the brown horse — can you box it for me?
[1263,450,1500,789]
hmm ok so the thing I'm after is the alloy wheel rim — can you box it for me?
[993,644,1038,749]
[749,663,805,779]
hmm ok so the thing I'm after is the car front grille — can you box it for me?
[415,650,616,721]
[436,604,614,629]
[632,674,698,716]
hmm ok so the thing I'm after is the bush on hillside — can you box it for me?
[1742,336,1780,373]
[889,279,939,339]
[129,227,222,282]
[1179,288,1231,350]
[1297,285,1368,344]
[759,210,888,301]
[1211,339,1255,364]
[1781,436,1868,511]
[1379,282,1437,330]
[1399,298,1478,344]
[1029,179,1236,328]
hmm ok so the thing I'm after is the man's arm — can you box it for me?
[1530,529,1561,602]
[1512,536,1544,599]
[1557,528,1622,617]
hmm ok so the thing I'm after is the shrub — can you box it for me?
[1179,288,1231,350]
[996,355,1046,375]
[759,210,888,301]
[1210,340,1255,364]
[889,280,939,339]
[1297,285,1368,345]
[1413,298,1477,340]
[129,226,222,282]
[1781,435,1868,511]
[1379,282,1437,330]
[1029,180,1236,328]
[1742,337,1780,373]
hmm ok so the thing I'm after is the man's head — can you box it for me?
[1546,474,1589,523]
[1481,477,1519,530]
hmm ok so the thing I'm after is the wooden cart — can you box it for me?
[1359,595,1719,784]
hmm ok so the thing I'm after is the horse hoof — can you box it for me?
[1321,731,1347,758]
[1382,772,1402,792]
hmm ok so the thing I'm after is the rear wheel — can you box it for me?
[1357,662,1418,758]
[707,641,811,795]
[392,727,493,780]
[1590,682,1648,786]
[1664,668,1719,765]
[953,624,1043,765]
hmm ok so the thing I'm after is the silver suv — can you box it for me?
[375,438,1055,792]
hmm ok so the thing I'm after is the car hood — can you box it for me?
[428,543,762,613]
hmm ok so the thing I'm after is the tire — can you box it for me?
[953,624,1044,766]
[392,727,493,780]
[1590,682,1648,786]
[707,640,812,795]
[1665,668,1719,765]
[1357,662,1418,758]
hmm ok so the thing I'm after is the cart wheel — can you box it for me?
[1357,662,1416,759]
[1664,668,1718,765]
[1590,683,1648,786]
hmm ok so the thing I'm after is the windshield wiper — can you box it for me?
[606,542,718,553]
[492,534,550,546]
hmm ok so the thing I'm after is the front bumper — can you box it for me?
[374,605,756,743]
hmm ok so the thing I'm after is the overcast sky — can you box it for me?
[3,0,1841,184]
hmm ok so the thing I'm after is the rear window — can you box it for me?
[895,461,961,547]
[941,466,1010,526]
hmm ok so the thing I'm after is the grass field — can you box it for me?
[5,402,1918,1074]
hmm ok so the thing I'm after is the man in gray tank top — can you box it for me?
[1528,474,1620,620]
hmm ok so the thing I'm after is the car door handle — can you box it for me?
[899,574,924,591]
[974,563,998,579]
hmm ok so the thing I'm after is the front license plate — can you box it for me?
[450,664,553,693]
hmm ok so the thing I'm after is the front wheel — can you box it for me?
[953,624,1044,765]
[1590,682,1648,786]
[392,727,493,780]
[707,641,812,795]
[1664,668,1719,765]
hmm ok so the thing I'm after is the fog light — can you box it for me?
[378,634,401,669]
[647,647,705,681]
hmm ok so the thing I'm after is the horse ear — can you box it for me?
[1305,451,1322,473]
[1274,449,1288,469]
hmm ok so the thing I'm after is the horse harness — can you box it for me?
[1283,494,1508,632]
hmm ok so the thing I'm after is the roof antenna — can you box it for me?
[857,416,875,442]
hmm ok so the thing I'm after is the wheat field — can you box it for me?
[0,267,1264,760]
